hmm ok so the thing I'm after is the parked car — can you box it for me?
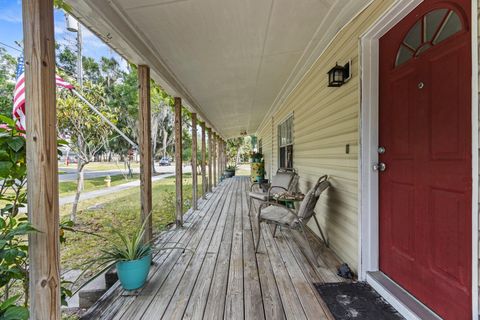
[159,157,171,166]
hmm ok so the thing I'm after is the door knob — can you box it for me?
[373,162,386,172]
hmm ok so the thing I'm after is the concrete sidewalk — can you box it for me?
[59,172,176,206]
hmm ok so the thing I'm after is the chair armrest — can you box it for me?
[250,182,261,191]
[267,186,288,198]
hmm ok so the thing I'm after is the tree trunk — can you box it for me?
[152,138,157,174]
[126,159,133,178]
[162,128,168,158]
[235,148,241,166]
[70,161,86,223]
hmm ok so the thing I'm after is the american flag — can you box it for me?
[12,56,74,131]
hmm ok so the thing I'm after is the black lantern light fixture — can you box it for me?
[327,61,351,87]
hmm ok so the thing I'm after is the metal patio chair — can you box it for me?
[255,175,330,267]
[248,168,298,216]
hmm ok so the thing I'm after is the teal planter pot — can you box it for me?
[116,253,152,290]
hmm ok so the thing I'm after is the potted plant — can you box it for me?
[224,165,236,178]
[255,165,265,182]
[98,222,152,290]
[78,213,186,291]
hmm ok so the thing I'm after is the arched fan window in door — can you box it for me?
[396,8,464,66]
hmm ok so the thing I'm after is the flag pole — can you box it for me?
[71,89,138,149]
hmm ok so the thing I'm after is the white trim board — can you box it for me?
[358,0,423,280]
[359,0,479,319]
[367,272,441,320]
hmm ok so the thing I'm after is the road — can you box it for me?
[58,164,177,181]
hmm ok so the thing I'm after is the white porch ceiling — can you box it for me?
[66,0,371,138]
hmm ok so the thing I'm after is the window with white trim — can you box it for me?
[278,116,293,169]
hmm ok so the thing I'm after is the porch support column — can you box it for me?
[207,127,213,192]
[174,97,183,227]
[213,133,217,187]
[23,0,61,318]
[218,137,222,181]
[223,140,227,173]
[138,65,152,242]
[191,113,198,210]
[201,122,207,198]
[222,140,226,173]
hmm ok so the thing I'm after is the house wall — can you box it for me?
[256,0,394,273]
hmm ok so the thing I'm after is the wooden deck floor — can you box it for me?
[82,176,346,320]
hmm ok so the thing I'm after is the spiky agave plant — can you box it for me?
[98,222,152,263]
[71,212,189,294]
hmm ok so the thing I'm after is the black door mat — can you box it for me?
[314,282,404,320]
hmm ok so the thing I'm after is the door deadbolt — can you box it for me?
[418,82,425,89]
[378,146,386,154]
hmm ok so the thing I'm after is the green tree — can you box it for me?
[100,57,123,90]
[83,56,102,83]
[57,81,116,222]
[0,48,16,118]
[57,46,77,77]
[105,64,138,175]
[227,137,243,166]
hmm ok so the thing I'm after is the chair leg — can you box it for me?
[248,197,253,216]
[300,223,319,267]
[272,225,278,238]
[255,219,263,253]
[313,215,328,247]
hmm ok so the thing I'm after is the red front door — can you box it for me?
[379,1,472,319]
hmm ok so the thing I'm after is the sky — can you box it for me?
[0,0,127,69]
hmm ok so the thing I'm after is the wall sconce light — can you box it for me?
[327,61,351,87]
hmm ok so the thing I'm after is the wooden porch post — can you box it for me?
[213,133,217,187]
[191,113,198,210]
[207,127,213,192]
[218,137,222,181]
[224,140,227,171]
[138,65,152,242]
[201,122,207,198]
[23,0,60,318]
[174,97,183,227]
[222,140,226,176]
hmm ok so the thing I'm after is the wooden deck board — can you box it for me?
[224,178,245,320]
[241,178,266,320]
[81,177,345,320]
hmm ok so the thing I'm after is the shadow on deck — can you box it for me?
[81,176,346,320]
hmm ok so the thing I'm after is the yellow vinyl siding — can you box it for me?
[256,0,394,273]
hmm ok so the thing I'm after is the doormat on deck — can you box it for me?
[314,282,404,320]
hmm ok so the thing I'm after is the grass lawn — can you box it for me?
[236,163,251,176]
[58,161,140,171]
[59,174,140,196]
[60,174,201,283]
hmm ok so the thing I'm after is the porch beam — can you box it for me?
[138,65,152,242]
[201,122,207,198]
[207,127,212,192]
[191,113,198,210]
[23,0,61,318]
[174,97,183,227]
[213,133,217,187]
